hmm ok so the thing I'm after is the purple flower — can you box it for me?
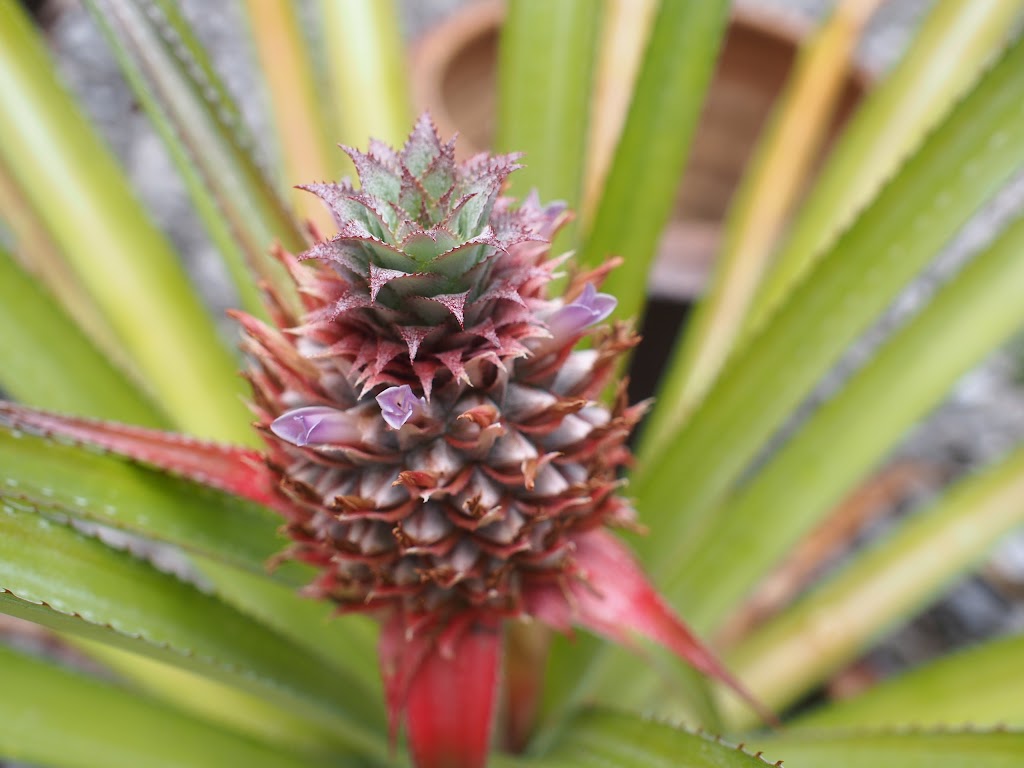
[376,385,425,429]
[270,406,360,447]
[546,283,617,343]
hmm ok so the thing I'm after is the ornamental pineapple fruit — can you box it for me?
[241,114,643,629]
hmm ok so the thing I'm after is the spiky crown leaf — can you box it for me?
[291,115,573,399]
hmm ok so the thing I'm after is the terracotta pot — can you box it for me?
[410,1,868,301]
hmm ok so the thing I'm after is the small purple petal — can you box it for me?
[546,283,617,341]
[376,385,425,429]
[270,406,360,447]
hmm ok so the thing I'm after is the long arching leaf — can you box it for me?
[497,709,771,767]
[579,0,657,229]
[0,1,250,443]
[0,642,336,768]
[239,0,337,234]
[752,728,1024,768]
[750,0,1024,329]
[0,412,385,717]
[0,501,387,757]
[579,0,730,323]
[84,0,306,315]
[320,0,412,152]
[497,0,603,252]
[642,0,883,452]
[633,32,1024,569]
[0,248,165,426]
[0,156,124,364]
[791,632,1024,729]
[66,636,351,756]
[195,557,383,700]
[0,427,292,581]
[719,443,1024,727]
[669,210,1024,636]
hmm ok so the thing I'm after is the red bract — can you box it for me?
[0,116,770,768]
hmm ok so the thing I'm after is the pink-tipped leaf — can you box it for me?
[525,529,777,726]
[0,401,283,511]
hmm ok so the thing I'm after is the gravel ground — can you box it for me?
[9,0,1024,731]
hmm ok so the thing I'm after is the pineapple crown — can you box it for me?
[297,113,570,365]
[278,115,595,403]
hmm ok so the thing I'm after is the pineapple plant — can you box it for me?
[239,118,770,759]
[2,111,768,767]
[2,1,1024,767]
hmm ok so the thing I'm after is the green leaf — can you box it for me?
[500,709,769,767]
[196,557,383,700]
[752,728,1024,768]
[719,443,1024,728]
[84,0,306,317]
[69,637,349,756]
[0,501,387,757]
[750,0,1024,329]
[0,247,165,427]
[640,0,882,455]
[0,428,296,581]
[0,154,125,364]
[0,427,380,730]
[0,642,335,768]
[0,428,384,748]
[669,210,1024,636]
[792,633,1024,729]
[578,0,657,229]
[321,0,412,152]
[497,0,602,251]
[579,0,730,323]
[0,2,251,444]
[238,0,337,234]
[632,31,1024,571]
